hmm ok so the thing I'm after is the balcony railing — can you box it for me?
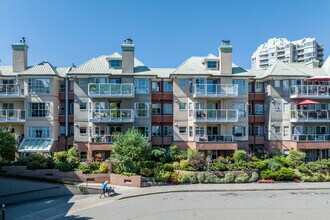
[290,85,330,98]
[88,83,134,98]
[91,135,114,143]
[193,84,238,98]
[194,109,238,122]
[0,84,24,97]
[89,109,134,123]
[292,134,330,142]
[195,134,234,142]
[0,109,26,122]
[291,110,330,122]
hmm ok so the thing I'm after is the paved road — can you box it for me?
[7,189,330,220]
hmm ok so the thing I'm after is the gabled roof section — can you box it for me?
[0,66,14,76]
[19,61,59,76]
[259,60,310,79]
[204,53,219,60]
[107,52,122,59]
[172,56,210,75]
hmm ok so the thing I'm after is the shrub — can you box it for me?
[274,156,289,167]
[150,148,167,163]
[78,163,91,173]
[260,170,278,180]
[186,173,198,184]
[179,159,189,170]
[173,161,180,170]
[54,147,80,172]
[302,172,326,182]
[235,173,249,183]
[197,173,207,183]
[211,159,227,171]
[178,173,190,184]
[155,170,171,182]
[249,172,259,182]
[287,151,306,168]
[55,161,71,172]
[0,127,16,165]
[169,145,183,161]
[204,173,221,184]
[233,150,247,164]
[223,172,236,183]
[169,172,179,184]
[98,162,109,173]
[140,168,153,177]
[23,153,52,170]
[276,168,296,181]
[267,158,281,171]
[297,164,309,173]
[306,162,323,172]
[248,160,268,170]
[187,148,198,158]
[163,163,174,172]
[188,153,206,171]
[226,163,247,171]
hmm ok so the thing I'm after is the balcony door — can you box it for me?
[207,102,219,119]
[2,103,14,117]
[206,80,218,94]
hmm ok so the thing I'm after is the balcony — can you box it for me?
[292,134,330,142]
[290,85,330,99]
[88,83,134,98]
[0,84,24,98]
[291,110,330,122]
[90,135,114,143]
[193,84,238,98]
[195,134,234,142]
[0,109,26,122]
[194,109,238,123]
[89,109,134,123]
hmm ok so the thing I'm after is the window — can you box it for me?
[249,125,253,136]
[28,127,50,138]
[80,103,87,110]
[60,126,65,136]
[152,82,161,92]
[134,79,149,94]
[232,103,246,117]
[233,126,246,137]
[232,80,246,95]
[135,102,149,118]
[94,126,106,136]
[152,103,161,115]
[109,79,121,84]
[163,103,173,115]
[110,60,121,68]
[255,82,264,93]
[274,80,280,88]
[179,102,187,110]
[189,126,193,137]
[163,126,173,136]
[29,103,49,117]
[188,80,193,93]
[255,126,264,136]
[79,79,88,86]
[284,126,289,136]
[274,126,281,135]
[69,81,74,92]
[80,127,87,136]
[134,126,149,138]
[60,102,65,115]
[283,80,289,91]
[255,104,264,115]
[163,82,173,92]
[283,103,290,114]
[80,152,87,160]
[95,77,106,83]
[69,102,74,115]
[179,126,187,134]
[152,126,162,136]
[195,127,205,137]
[28,79,50,93]
[70,125,74,136]
[60,81,65,92]
[207,61,217,69]
[179,79,186,87]
[248,104,253,115]
[275,103,281,112]
[248,83,252,93]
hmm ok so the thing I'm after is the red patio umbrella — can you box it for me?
[298,100,319,105]
[307,76,330,81]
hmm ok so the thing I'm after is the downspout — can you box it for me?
[254,79,256,150]
[65,77,69,150]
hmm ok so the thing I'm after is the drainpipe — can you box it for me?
[65,77,69,150]
[254,79,256,151]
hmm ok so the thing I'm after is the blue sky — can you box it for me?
[0,0,329,69]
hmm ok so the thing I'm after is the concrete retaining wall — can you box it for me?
[110,174,142,187]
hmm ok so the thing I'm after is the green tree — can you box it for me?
[112,129,150,174]
[0,127,16,165]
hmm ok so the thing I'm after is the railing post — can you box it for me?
[2,204,5,220]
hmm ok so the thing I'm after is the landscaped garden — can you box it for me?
[1,127,330,184]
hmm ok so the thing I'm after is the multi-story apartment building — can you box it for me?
[251,37,324,70]
[1,38,330,162]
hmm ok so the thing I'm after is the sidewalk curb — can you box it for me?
[117,187,330,200]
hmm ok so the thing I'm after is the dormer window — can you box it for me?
[207,61,217,69]
[110,60,121,69]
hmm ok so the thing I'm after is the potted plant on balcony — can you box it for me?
[89,84,97,93]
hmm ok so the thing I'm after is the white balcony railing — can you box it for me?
[88,83,134,98]
[89,109,134,123]
[292,134,330,142]
[0,109,26,122]
[194,109,238,122]
[90,135,114,143]
[0,84,24,97]
[195,134,234,142]
[291,110,330,122]
[193,84,238,98]
[290,85,330,98]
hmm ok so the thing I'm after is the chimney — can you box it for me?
[219,40,233,74]
[12,37,28,72]
[305,59,320,68]
[121,38,135,73]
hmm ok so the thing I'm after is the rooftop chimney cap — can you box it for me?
[123,38,133,44]
[20,37,26,44]
[221,40,230,46]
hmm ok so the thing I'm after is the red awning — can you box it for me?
[307,76,330,81]
[298,100,320,105]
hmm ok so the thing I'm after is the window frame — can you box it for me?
[179,126,187,134]
[135,102,150,118]
[134,79,150,94]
